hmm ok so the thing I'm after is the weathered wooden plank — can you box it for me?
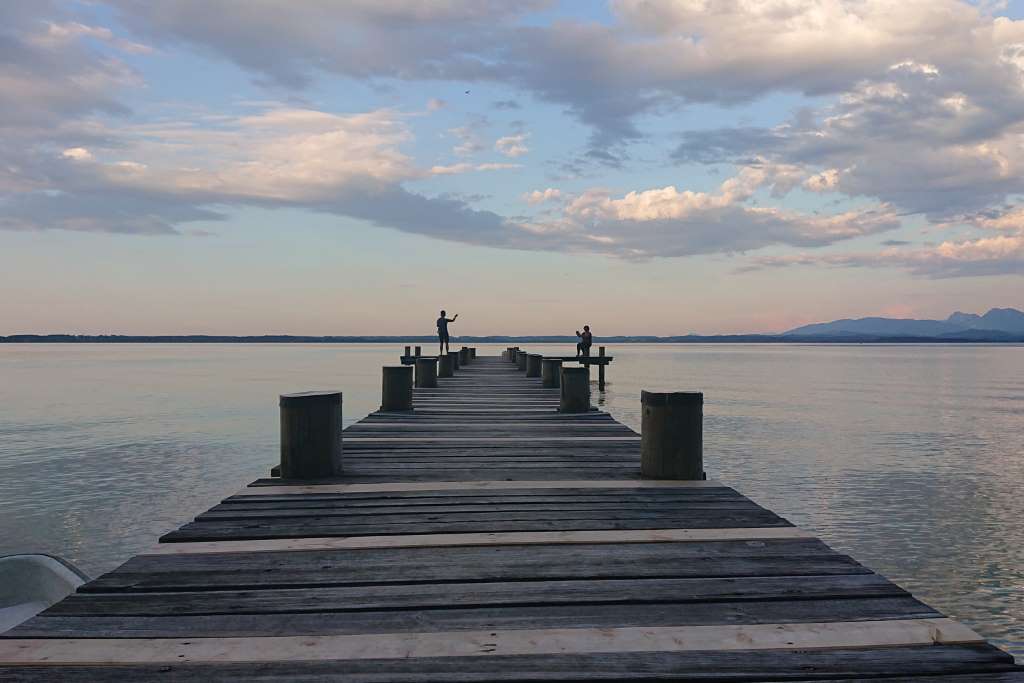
[1,615,969,653]
[83,539,860,592]
[147,528,816,555]
[197,501,768,522]
[302,468,644,482]
[161,511,793,542]
[48,574,906,617]
[0,646,1017,681]
[223,490,746,507]
[240,479,726,493]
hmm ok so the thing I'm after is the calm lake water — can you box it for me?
[1,343,1022,656]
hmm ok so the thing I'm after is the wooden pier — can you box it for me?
[1,353,1021,680]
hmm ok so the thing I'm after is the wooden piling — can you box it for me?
[278,391,343,479]
[414,357,438,388]
[437,353,454,377]
[526,353,542,377]
[559,366,590,412]
[598,346,607,390]
[404,345,410,358]
[414,346,422,357]
[381,366,413,411]
[641,391,703,480]
[541,358,562,388]
[459,347,470,365]
[517,351,528,371]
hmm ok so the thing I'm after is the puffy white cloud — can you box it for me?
[674,47,1024,220]
[61,147,93,161]
[495,133,530,158]
[520,166,899,258]
[75,108,419,202]
[523,188,562,204]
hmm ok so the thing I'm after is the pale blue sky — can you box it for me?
[1,1,1021,335]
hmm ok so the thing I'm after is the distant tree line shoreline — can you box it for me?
[2,334,1022,344]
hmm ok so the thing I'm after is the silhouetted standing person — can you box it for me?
[437,310,458,354]
[576,325,593,357]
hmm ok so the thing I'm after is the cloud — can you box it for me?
[673,51,1024,220]
[743,206,1024,278]
[99,0,1024,147]
[448,116,488,156]
[517,166,900,258]
[108,0,552,88]
[430,162,521,175]
[495,132,529,157]
[35,20,153,54]
[0,6,141,127]
[61,147,93,161]
[7,0,1024,275]
[523,188,562,204]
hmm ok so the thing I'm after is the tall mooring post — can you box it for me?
[559,367,590,412]
[541,358,562,388]
[279,391,343,479]
[598,346,607,390]
[438,353,454,377]
[526,353,542,377]
[415,357,438,388]
[381,366,413,411]
[640,391,703,480]
[517,351,528,371]
[448,350,460,371]
[414,346,422,357]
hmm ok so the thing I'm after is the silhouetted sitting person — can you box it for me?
[576,325,593,357]
[437,310,458,354]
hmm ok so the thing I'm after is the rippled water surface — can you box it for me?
[1,343,1022,656]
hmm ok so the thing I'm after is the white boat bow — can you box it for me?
[0,554,90,634]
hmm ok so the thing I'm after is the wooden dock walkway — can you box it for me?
[2,354,1022,680]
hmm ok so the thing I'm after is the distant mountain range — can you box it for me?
[784,308,1024,339]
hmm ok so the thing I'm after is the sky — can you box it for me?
[1,0,1022,336]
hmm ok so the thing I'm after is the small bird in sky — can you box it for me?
[464,90,470,94]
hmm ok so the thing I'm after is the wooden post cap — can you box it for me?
[641,391,703,406]
[279,390,342,405]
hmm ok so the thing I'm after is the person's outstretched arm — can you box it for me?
[448,314,458,322]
